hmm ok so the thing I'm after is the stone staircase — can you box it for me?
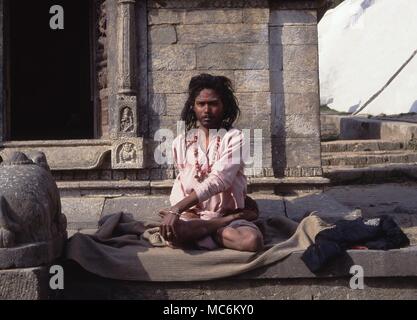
[320,114,417,185]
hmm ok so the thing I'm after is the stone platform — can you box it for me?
[56,182,417,300]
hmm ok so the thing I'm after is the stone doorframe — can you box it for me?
[0,0,145,170]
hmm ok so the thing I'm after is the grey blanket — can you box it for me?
[65,212,329,281]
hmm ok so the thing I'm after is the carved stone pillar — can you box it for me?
[111,0,144,169]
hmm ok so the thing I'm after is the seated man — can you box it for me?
[159,73,264,252]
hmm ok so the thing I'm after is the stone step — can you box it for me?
[321,139,404,153]
[59,247,417,300]
[323,163,417,185]
[321,150,417,167]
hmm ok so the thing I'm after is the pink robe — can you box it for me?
[170,127,247,218]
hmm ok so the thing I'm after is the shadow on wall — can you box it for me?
[269,17,285,177]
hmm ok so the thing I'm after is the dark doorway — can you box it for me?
[9,0,94,140]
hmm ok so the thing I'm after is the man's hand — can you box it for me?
[159,207,180,241]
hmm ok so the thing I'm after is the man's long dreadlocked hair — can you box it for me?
[180,74,240,131]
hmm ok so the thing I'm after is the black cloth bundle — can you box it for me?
[301,215,410,273]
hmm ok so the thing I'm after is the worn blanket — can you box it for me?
[65,212,330,281]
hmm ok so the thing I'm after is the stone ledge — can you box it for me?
[236,247,417,279]
[0,139,112,170]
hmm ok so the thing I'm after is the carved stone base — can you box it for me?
[0,266,49,300]
[0,234,67,269]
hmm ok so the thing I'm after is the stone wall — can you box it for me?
[145,0,322,177]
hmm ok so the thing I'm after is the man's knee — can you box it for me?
[220,227,264,252]
[240,230,264,252]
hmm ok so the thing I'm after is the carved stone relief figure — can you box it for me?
[120,106,134,133]
[118,142,136,164]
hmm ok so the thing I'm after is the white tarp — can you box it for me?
[318,0,417,115]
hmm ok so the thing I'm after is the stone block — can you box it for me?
[149,93,167,116]
[234,114,271,135]
[270,45,318,72]
[270,25,318,45]
[181,9,243,24]
[102,196,171,222]
[149,45,196,71]
[197,43,268,70]
[236,92,271,116]
[235,70,269,92]
[149,70,235,93]
[176,24,268,44]
[0,267,49,300]
[283,137,321,168]
[273,114,320,138]
[243,8,269,23]
[270,70,319,94]
[148,9,181,25]
[269,10,317,26]
[61,197,105,229]
[149,25,177,44]
[273,93,319,115]
[166,93,188,116]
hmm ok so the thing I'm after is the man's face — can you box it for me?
[193,88,224,130]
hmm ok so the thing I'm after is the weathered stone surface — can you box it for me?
[273,114,320,138]
[321,139,404,153]
[270,45,318,72]
[148,0,270,9]
[149,45,196,71]
[274,137,321,168]
[149,93,167,116]
[149,8,243,25]
[273,93,319,115]
[150,70,235,93]
[58,180,151,198]
[0,152,67,269]
[270,25,318,45]
[197,43,268,70]
[321,151,417,167]
[285,192,361,222]
[102,196,170,222]
[235,115,271,136]
[149,25,177,44]
[269,10,317,26]
[182,9,243,24]
[148,9,181,25]
[250,194,285,217]
[235,70,269,92]
[61,197,105,230]
[271,70,319,94]
[236,92,271,115]
[0,140,112,170]
[243,8,269,23]
[0,267,49,300]
[176,24,268,44]
[166,93,187,116]
[149,115,182,137]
